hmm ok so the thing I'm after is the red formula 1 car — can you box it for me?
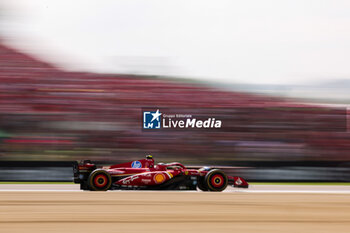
[73,155,248,191]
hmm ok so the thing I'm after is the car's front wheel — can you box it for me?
[204,169,228,192]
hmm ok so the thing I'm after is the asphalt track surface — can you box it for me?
[1,184,350,233]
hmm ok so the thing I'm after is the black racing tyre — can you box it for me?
[204,169,228,192]
[88,169,112,191]
[197,177,208,191]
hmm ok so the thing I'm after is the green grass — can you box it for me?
[250,182,350,185]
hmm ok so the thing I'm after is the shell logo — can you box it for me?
[153,173,166,184]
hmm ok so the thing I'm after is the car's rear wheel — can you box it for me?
[204,169,228,192]
[88,169,112,191]
[197,177,208,191]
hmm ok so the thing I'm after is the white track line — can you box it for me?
[233,190,350,194]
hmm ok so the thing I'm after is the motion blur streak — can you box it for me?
[0,36,350,182]
[0,40,349,166]
[0,2,350,182]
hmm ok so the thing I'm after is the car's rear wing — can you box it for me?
[73,160,96,184]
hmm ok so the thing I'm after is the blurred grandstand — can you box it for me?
[0,39,350,181]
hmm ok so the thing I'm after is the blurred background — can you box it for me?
[1,0,350,182]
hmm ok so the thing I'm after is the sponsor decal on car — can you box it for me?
[153,173,166,184]
[131,161,142,168]
[122,175,139,184]
[141,179,152,184]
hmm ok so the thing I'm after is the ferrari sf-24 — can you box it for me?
[73,155,249,191]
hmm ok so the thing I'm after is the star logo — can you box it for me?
[143,109,162,129]
[150,109,162,122]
